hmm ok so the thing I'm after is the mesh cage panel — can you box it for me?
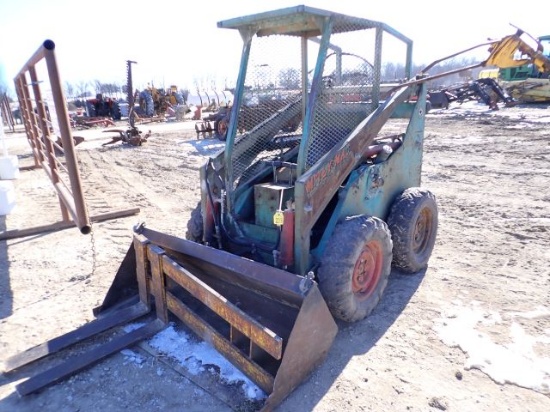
[231,35,308,188]
[306,28,377,169]
[230,25,382,186]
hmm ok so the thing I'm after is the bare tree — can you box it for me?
[93,79,103,96]
[278,68,300,90]
[382,62,407,81]
[0,63,8,97]
[76,81,89,98]
[180,88,189,102]
[64,81,75,100]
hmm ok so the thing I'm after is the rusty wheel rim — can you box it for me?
[352,240,383,300]
[217,119,228,136]
[413,208,433,255]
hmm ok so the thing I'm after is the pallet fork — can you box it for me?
[2,226,337,411]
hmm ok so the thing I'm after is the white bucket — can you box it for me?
[0,155,20,180]
[0,180,16,216]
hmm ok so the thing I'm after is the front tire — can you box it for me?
[185,201,203,242]
[317,216,393,322]
[387,187,438,273]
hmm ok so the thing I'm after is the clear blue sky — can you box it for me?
[0,0,546,95]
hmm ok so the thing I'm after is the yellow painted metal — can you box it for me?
[500,78,550,103]
[485,32,550,72]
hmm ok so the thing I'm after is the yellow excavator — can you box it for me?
[479,32,550,103]
[3,6,549,412]
[497,34,550,103]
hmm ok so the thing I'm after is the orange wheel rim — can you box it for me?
[413,208,433,254]
[352,240,383,300]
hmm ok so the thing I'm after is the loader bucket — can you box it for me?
[98,226,338,410]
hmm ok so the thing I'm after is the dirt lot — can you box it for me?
[1,101,549,412]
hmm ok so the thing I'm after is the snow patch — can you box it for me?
[434,303,550,394]
[120,348,146,365]
[123,322,265,400]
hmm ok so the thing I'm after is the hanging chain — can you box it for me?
[88,220,97,280]
[82,152,98,281]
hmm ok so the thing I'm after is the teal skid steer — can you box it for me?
[4,5,549,411]
[185,7,436,322]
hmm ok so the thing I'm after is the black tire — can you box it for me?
[111,102,122,120]
[425,100,432,113]
[214,116,229,141]
[317,216,393,323]
[140,91,154,116]
[387,187,438,273]
[185,201,203,242]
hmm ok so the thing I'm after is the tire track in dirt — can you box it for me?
[422,112,550,319]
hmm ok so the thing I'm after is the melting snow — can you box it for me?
[434,303,550,394]
[123,322,265,400]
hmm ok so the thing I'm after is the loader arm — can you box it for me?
[387,28,550,95]
[485,29,550,74]
[293,84,415,275]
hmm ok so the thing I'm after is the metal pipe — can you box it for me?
[0,208,140,240]
[16,40,51,77]
[43,41,90,232]
[13,39,93,234]
[16,75,41,167]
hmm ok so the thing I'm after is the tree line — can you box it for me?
[1,56,483,104]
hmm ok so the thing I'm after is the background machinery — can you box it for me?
[4,6,550,412]
[428,77,517,109]
[138,84,185,117]
[497,34,550,102]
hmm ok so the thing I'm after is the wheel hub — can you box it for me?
[352,240,382,299]
[217,119,228,137]
[413,208,433,254]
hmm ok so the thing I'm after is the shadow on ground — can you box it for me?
[0,215,12,320]
[279,267,426,410]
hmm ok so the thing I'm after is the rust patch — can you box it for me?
[304,145,353,196]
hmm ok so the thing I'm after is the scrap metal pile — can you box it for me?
[101,126,151,147]
[428,78,517,109]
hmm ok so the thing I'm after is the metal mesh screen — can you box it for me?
[306,28,377,168]
[230,25,380,187]
[231,34,308,187]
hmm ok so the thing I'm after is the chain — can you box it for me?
[83,152,98,281]
[88,220,97,280]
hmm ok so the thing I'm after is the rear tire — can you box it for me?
[317,216,393,322]
[185,201,203,242]
[387,187,438,273]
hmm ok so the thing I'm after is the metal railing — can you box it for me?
[7,39,139,239]
[1,94,16,132]
[13,39,91,233]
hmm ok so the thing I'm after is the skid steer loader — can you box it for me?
[4,6,550,412]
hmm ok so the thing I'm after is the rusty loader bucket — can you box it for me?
[3,226,337,411]
[123,226,338,410]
